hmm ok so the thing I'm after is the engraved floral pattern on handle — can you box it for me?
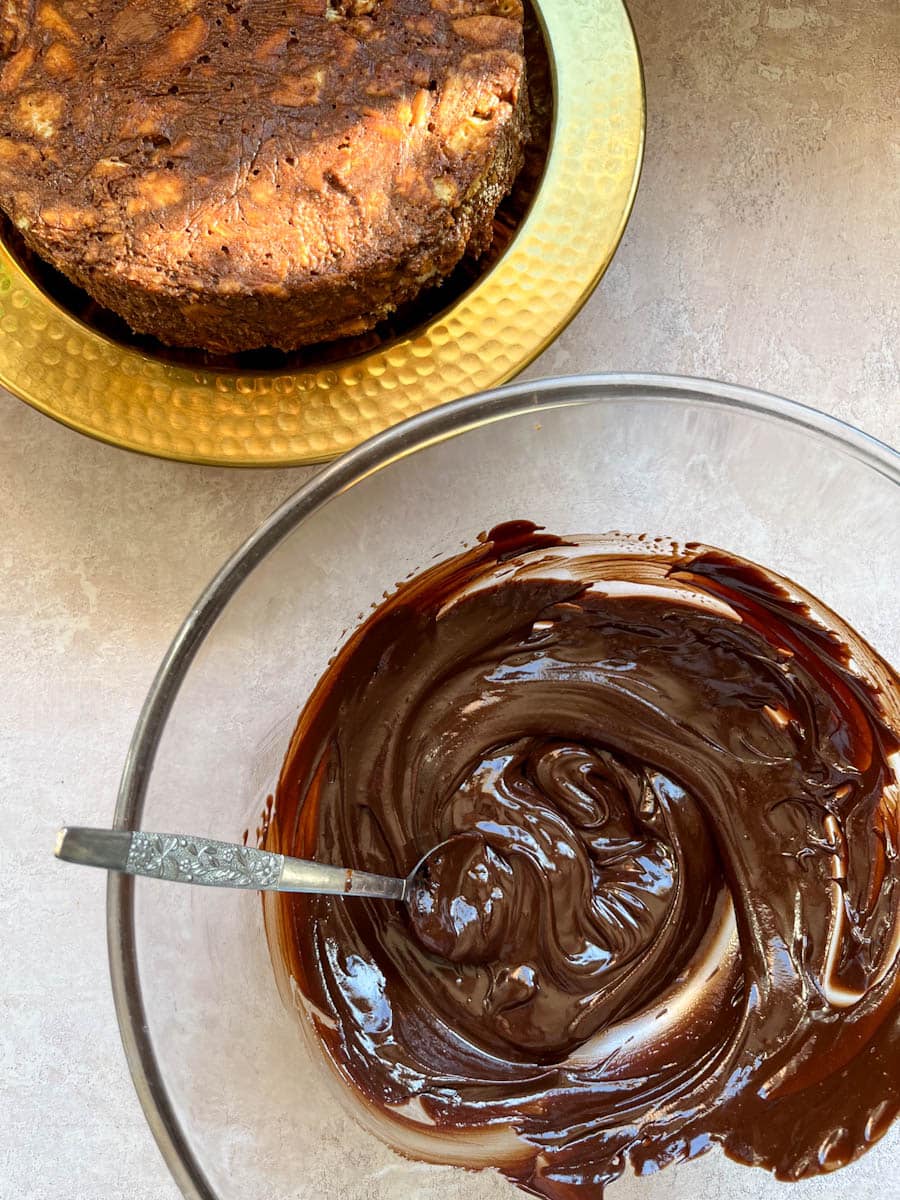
[126,832,282,889]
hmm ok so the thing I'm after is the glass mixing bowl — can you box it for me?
[108,374,900,1200]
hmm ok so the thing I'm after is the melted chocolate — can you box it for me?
[264,524,900,1196]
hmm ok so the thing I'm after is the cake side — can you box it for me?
[0,0,527,352]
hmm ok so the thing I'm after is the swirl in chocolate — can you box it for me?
[264,524,900,1197]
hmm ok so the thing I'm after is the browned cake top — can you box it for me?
[0,0,524,297]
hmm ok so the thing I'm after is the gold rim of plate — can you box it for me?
[0,0,645,467]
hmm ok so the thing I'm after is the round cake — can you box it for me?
[0,0,527,353]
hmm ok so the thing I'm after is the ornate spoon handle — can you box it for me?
[55,826,406,900]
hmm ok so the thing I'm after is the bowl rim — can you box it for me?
[107,371,900,1200]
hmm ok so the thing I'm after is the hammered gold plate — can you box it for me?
[0,0,644,466]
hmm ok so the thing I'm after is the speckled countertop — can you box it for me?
[1,1,897,1197]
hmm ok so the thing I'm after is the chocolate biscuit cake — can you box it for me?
[0,0,527,352]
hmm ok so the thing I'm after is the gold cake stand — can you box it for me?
[0,0,644,466]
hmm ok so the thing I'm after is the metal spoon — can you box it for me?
[55,825,435,902]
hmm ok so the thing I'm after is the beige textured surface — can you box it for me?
[1,1,897,1199]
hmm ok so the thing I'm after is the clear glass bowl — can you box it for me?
[108,375,900,1200]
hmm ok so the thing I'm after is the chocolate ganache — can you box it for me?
[264,524,900,1197]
